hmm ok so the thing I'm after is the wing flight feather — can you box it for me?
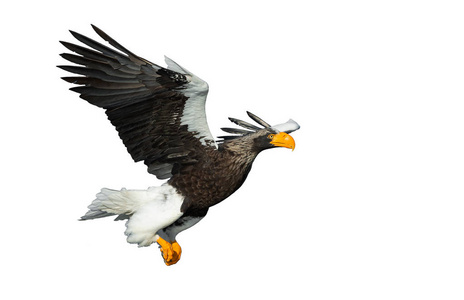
[59,25,217,179]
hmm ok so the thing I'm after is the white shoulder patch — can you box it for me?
[165,56,190,74]
[164,56,217,148]
[271,119,300,133]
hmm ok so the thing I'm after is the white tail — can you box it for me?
[80,184,185,247]
[80,188,141,220]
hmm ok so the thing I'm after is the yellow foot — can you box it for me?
[156,237,182,266]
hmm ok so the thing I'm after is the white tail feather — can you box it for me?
[81,188,141,220]
[81,184,185,247]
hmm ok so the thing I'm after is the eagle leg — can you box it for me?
[157,237,182,266]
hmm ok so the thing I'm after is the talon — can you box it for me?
[156,237,182,266]
[171,240,182,262]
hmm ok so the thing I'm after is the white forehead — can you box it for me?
[271,119,300,133]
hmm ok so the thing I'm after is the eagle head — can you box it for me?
[252,129,296,152]
[219,111,300,153]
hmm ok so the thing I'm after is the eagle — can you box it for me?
[59,25,300,265]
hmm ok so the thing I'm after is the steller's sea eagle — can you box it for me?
[59,25,300,265]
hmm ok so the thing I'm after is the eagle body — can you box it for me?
[171,137,259,215]
[59,25,300,265]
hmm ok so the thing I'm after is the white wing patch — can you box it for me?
[165,56,217,148]
[271,119,301,133]
[164,55,190,74]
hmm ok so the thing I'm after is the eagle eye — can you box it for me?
[267,134,275,140]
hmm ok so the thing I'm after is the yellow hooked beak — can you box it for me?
[269,132,296,151]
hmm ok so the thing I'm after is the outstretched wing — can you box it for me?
[59,25,217,179]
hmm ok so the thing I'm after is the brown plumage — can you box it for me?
[59,25,300,265]
[172,133,262,215]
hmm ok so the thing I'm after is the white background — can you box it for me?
[1,0,463,299]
